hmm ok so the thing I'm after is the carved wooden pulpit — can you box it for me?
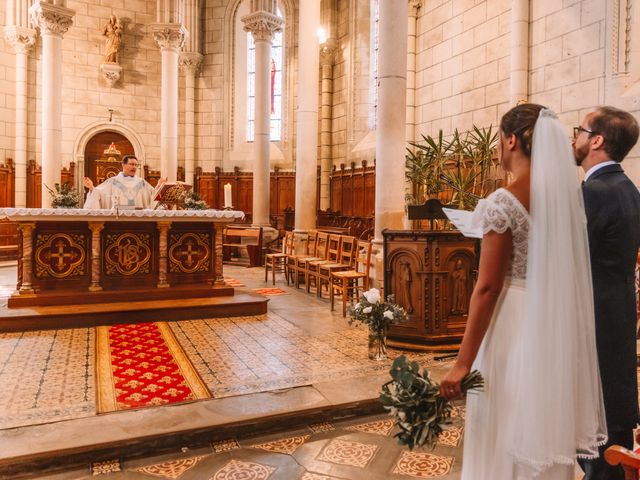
[383,229,479,349]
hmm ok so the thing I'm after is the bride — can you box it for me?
[440,104,607,479]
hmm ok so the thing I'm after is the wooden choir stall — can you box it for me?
[0,208,268,331]
[383,229,479,350]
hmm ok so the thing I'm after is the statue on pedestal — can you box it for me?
[103,15,122,64]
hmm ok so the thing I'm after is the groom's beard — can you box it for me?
[573,144,587,166]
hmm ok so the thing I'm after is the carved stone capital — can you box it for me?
[320,39,338,67]
[100,62,122,87]
[409,0,423,17]
[150,23,188,52]
[3,26,37,55]
[179,52,204,76]
[29,1,75,38]
[241,11,283,42]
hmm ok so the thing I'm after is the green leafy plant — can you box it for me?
[406,125,500,211]
[348,288,408,334]
[45,182,80,209]
[184,191,208,210]
[380,355,484,450]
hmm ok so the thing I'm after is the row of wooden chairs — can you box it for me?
[264,231,372,316]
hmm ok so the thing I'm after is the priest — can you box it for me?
[83,155,164,209]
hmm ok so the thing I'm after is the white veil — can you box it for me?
[508,109,608,475]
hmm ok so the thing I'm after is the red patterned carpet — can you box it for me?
[96,322,210,412]
[224,278,245,287]
[253,288,289,296]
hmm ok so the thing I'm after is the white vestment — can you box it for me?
[84,172,157,209]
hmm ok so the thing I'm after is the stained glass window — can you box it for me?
[247,27,283,142]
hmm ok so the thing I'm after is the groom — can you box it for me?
[574,106,640,480]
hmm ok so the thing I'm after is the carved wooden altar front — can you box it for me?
[383,229,479,348]
[0,208,244,308]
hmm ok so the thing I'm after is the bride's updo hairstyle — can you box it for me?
[500,103,546,158]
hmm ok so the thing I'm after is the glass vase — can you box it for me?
[368,328,388,361]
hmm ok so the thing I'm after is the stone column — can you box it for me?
[18,222,35,294]
[3,26,36,208]
[406,1,421,144]
[151,24,187,182]
[30,1,75,208]
[294,0,321,231]
[242,8,283,227]
[319,42,336,212]
[510,0,529,104]
[179,52,202,186]
[373,1,408,286]
[88,222,104,291]
[156,221,171,288]
[374,1,408,242]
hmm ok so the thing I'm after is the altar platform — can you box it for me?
[0,208,268,331]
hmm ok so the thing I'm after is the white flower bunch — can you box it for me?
[348,288,408,334]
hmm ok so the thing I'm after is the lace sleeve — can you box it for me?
[474,194,512,234]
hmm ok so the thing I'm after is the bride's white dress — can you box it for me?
[461,188,574,480]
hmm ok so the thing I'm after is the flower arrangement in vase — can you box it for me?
[348,288,408,360]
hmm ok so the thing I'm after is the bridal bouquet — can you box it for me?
[347,288,407,333]
[380,355,483,450]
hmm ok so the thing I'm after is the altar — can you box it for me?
[0,208,246,309]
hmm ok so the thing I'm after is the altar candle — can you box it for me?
[224,183,232,208]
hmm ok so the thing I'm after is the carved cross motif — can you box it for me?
[47,239,75,271]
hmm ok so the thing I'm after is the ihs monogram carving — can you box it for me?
[242,11,283,42]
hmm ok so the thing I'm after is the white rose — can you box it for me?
[363,306,372,314]
[383,310,394,320]
[354,303,361,310]
[363,288,381,304]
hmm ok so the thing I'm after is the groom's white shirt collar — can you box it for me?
[583,160,617,182]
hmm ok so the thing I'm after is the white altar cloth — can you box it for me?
[0,208,245,223]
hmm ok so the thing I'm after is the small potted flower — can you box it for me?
[45,182,80,209]
[348,288,408,360]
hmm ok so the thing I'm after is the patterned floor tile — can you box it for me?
[345,419,394,436]
[92,459,121,476]
[300,473,343,480]
[391,451,454,478]
[212,439,241,453]
[308,422,335,434]
[132,455,208,479]
[250,435,310,454]
[253,288,289,296]
[316,439,378,468]
[450,405,466,420]
[438,426,463,447]
[211,459,276,480]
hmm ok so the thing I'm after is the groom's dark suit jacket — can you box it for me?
[583,163,640,432]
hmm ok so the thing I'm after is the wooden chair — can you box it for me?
[604,445,640,479]
[285,230,319,288]
[330,239,372,316]
[305,234,340,295]
[316,235,357,299]
[292,232,329,287]
[264,231,294,285]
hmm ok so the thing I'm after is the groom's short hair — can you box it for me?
[590,106,639,162]
[122,155,137,165]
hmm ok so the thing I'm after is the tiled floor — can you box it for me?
[38,411,466,479]
[0,264,450,430]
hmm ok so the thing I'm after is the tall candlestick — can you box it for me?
[224,183,232,208]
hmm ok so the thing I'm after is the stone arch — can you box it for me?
[73,121,147,178]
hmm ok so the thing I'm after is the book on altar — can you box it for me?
[442,208,483,239]
[153,182,192,202]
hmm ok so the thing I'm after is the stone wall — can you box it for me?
[415,0,640,184]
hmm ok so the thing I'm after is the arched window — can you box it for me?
[247,13,283,142]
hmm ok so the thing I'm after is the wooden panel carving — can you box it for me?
[329,161,375,217]
[27,160,76,208]
[384,230,479,347]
